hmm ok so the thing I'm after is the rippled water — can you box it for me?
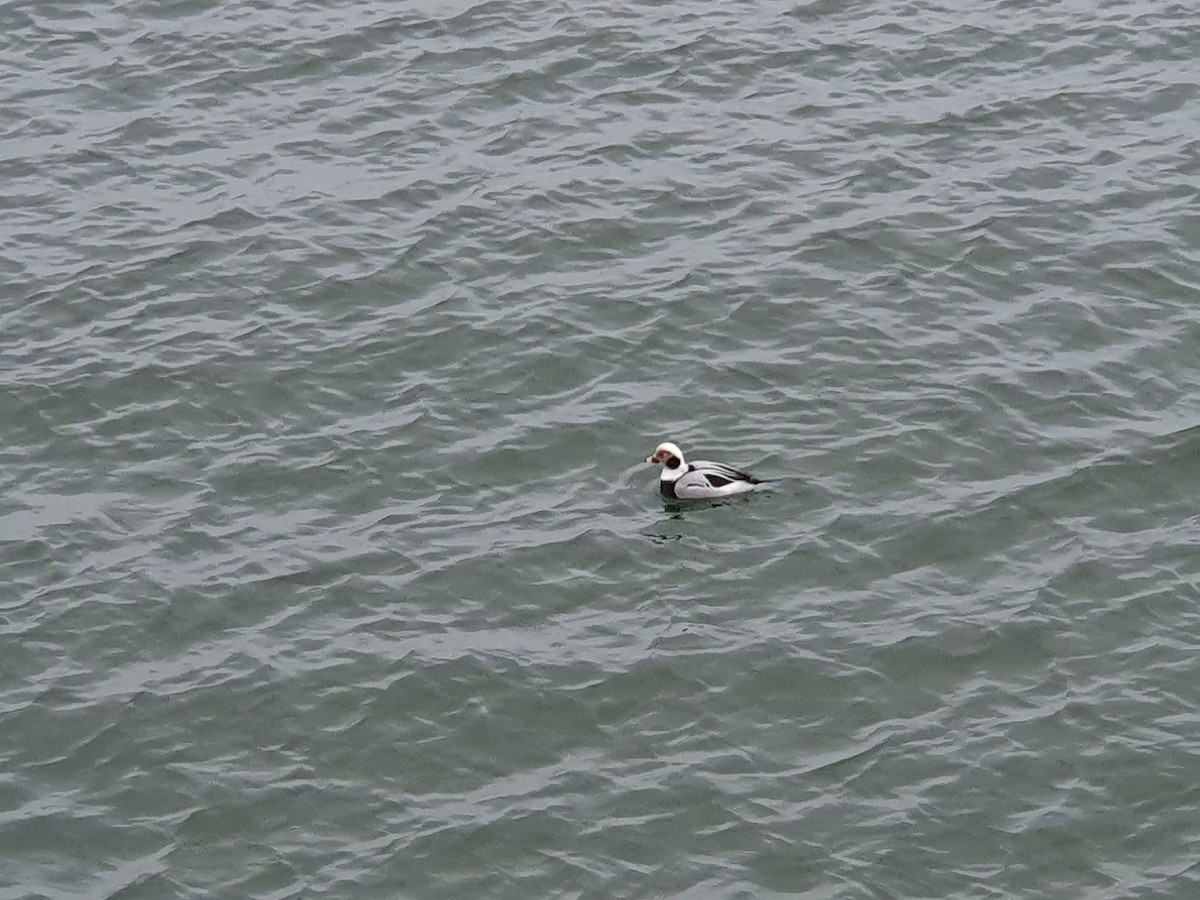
[4,0,1200,896]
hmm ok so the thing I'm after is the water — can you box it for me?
[3,0,1200,896]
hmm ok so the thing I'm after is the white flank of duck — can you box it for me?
[646,440,765,500]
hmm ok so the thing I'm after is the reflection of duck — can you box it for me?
[646,441,765,500]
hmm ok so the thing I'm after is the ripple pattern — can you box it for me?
[3,0,1200,897]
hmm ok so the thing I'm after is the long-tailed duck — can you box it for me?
[646,440,765,500]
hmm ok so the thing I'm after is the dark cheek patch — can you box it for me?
[665,455,681,469]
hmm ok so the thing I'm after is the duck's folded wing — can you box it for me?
[671,468,722,498]
[692,460,762,485]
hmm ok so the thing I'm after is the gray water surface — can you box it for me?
[4,1,1200,897]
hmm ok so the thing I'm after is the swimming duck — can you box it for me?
[646,440,765,500]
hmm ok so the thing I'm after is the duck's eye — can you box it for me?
[665,455,681,469]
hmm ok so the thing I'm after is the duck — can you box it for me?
[646,440,765,500]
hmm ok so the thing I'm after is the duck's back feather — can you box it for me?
[667,461,762,499]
